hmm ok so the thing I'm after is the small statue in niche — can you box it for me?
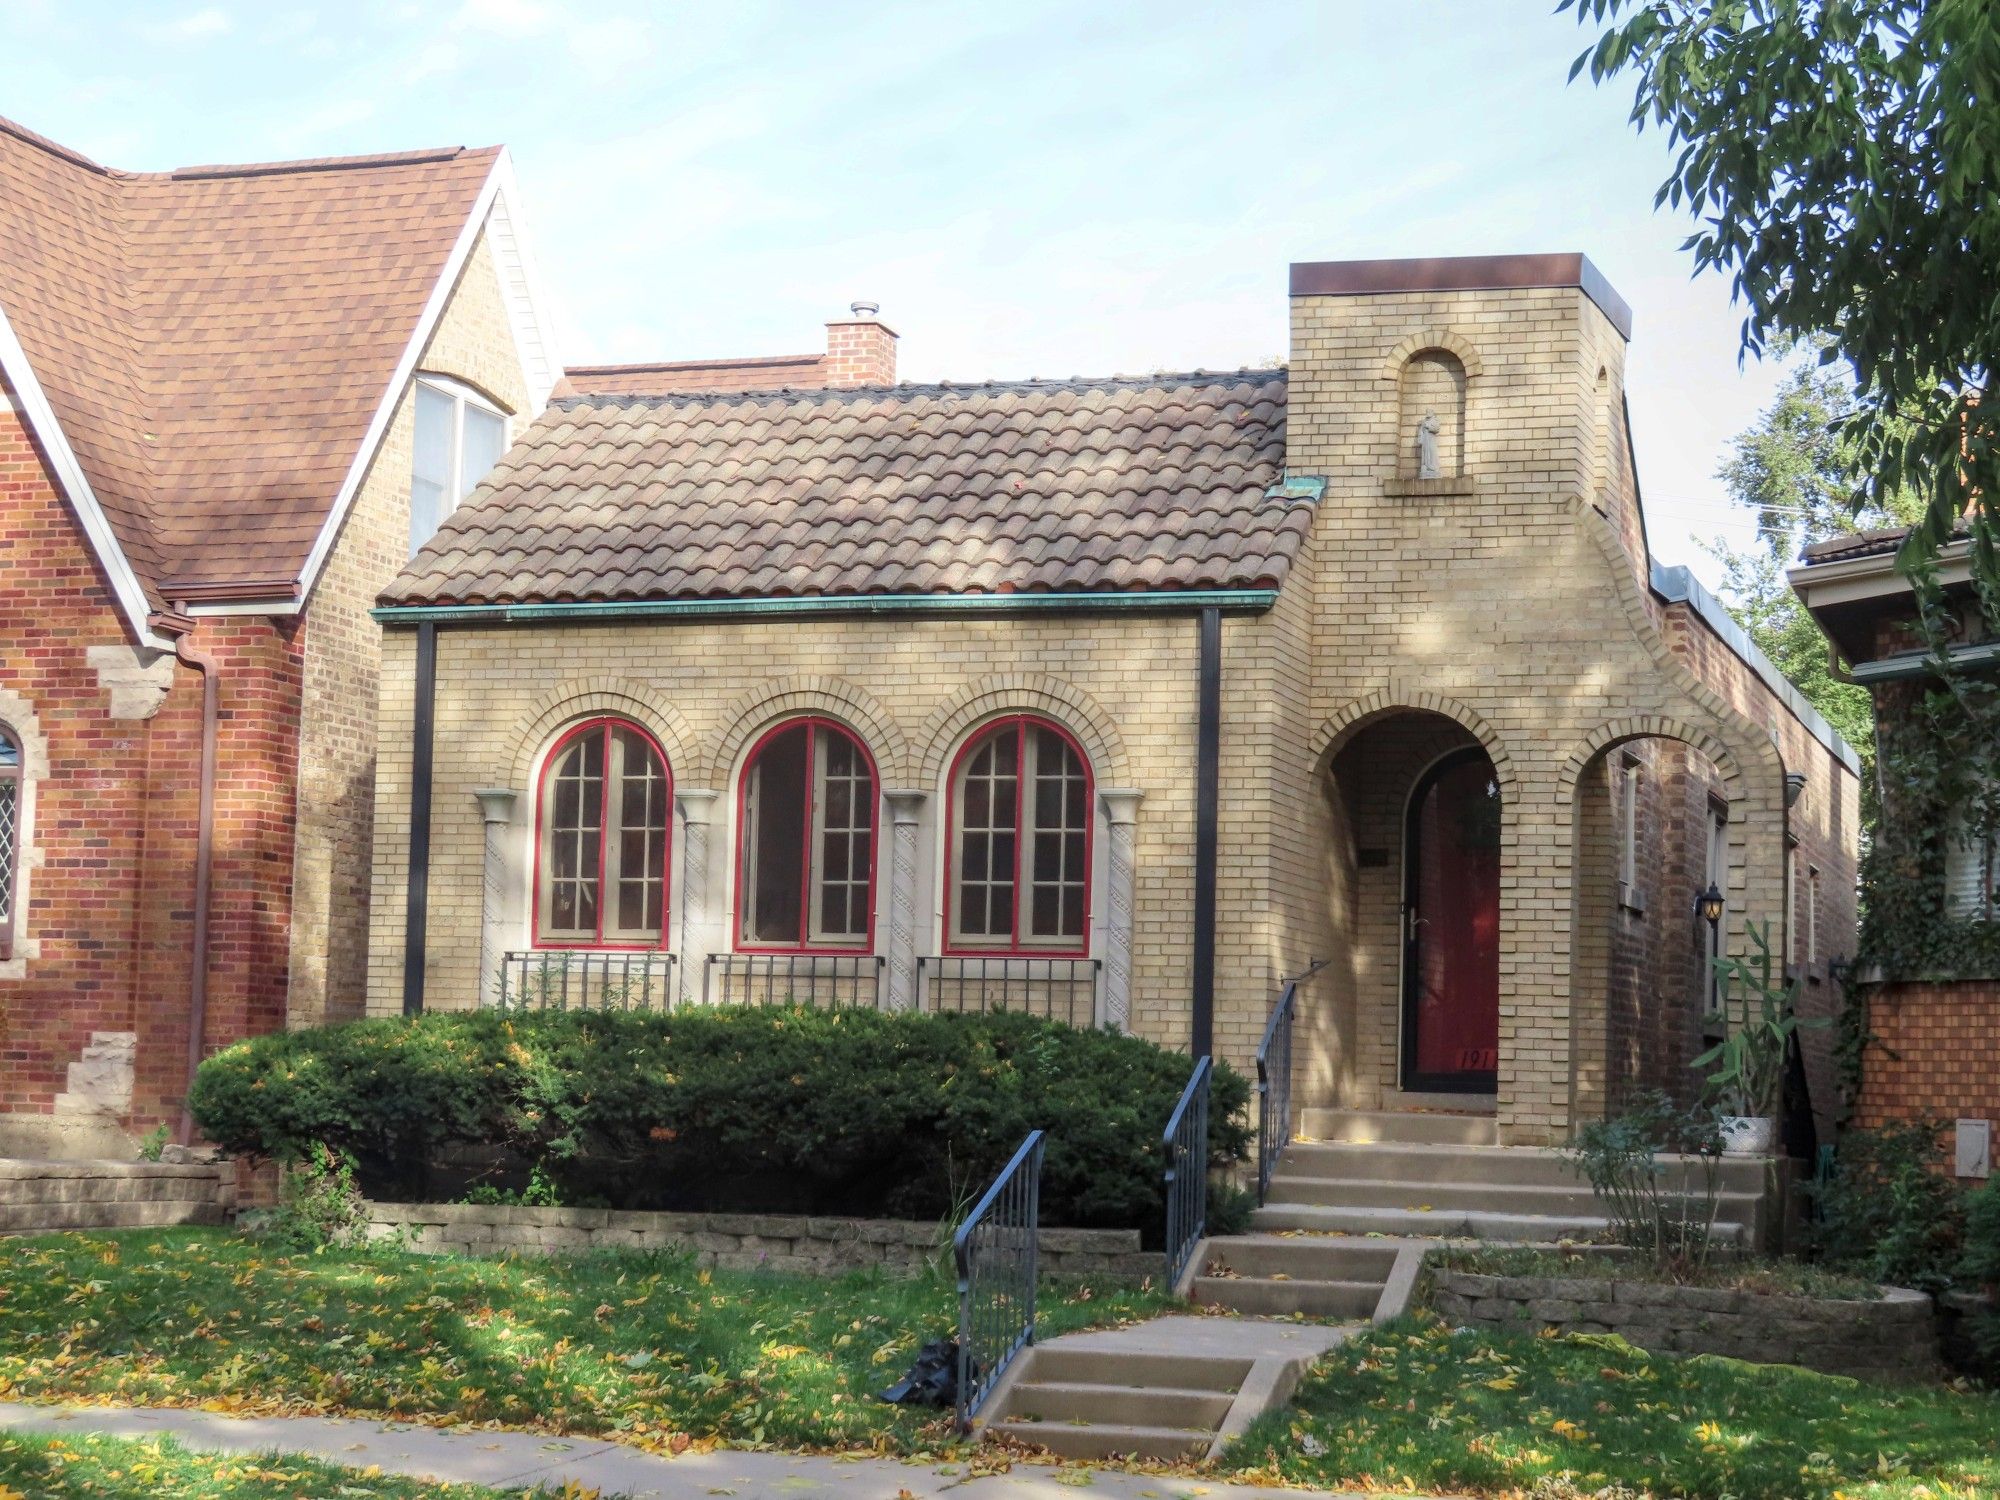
[1415,411,1442,479]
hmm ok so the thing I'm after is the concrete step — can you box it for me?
[989,1419,1212,1462]
[1276,1139,1771,1193]
[1191,1275,1380,1318]
[1199,1234,1400,1279]
[1267,1175,1766,1219]
[1002,1380,1232,1430]
[1023,1345,1250,1392]
[50,1093,120,1118]
[1299,1108,1499,1147]
[1250,1200,1748,1244]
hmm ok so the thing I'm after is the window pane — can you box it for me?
[1023,727,1087,942]
[543,732,605,937]
[606,727,667,940]
[0,778,14,925]
[410,382,455,556]
[745,725,808,943]
[459,402,507,502]
[810,726,872,943]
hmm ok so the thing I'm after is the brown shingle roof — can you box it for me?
[382,371,1303,608]
[0,115,499,606]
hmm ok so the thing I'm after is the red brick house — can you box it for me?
[1791,529,1998,1179]
[0,116,560,1154]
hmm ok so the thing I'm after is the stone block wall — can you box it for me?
[364,1201,1154,1280]
[1429,1267,1938,1383]
[0,1158,235,1234]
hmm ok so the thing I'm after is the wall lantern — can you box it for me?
[1696,883,1726,930]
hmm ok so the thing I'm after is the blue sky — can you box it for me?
[0,0,1792,587]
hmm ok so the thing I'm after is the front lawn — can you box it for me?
[0,1229,1171,1454]
[1225,1316,2000,1499]
[0,1428,534,1499]
[1435,1244,1883,1299]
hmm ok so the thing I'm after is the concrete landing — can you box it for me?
[0,1402,1405,1498]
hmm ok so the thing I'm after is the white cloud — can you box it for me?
[455,0,554,37]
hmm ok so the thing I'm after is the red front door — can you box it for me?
[1402,748,1500,1092]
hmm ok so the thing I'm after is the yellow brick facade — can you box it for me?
[364,273,1859,1145]
[290,231,531,1028]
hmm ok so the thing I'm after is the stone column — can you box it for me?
[1099,788,1144,1032]
[473,789,521,1007]
[675,789,720,1004]
[883,789,929,1011]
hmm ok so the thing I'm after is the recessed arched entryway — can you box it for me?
[1401,745,1502,1094]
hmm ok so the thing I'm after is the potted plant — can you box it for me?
[1692,920,1823,1156]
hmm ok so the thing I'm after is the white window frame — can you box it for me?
[1704,799,1729,1013]
[1945,821,1998,920]
[410,373,511,554]
[1806,865,1821,966]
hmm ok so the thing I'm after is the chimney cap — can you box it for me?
[848,300,881,320]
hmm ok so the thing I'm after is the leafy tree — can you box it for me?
[1703,349,1921,792]
[1561,0,2000,581]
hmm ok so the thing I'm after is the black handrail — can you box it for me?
[1161,1055,1211,1288]
[1254,982,1298,1205]
[953,1129,1045,1433]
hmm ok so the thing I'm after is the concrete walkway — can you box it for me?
[0,1402,1394,1499]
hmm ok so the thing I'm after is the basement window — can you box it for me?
[409,374,510,556]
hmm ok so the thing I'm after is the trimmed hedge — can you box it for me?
[190,1007,1251,1233]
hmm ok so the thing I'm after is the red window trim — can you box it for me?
[731,716,881,955]
[531,716,675,951]
[941,714,1094,959]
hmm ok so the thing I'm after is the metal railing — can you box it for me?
[1254,981,1299,1205]
[1161,1054,1211,1288]
[701,953,887,1009]
[918,956,1102,1026]
[496,950,677,1011]
[953,1129,1045,1433]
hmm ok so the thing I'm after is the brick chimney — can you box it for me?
[823,301,898,388]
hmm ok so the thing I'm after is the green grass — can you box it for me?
[0,1229,1171,1455]
[1435,1245,1883,1299]
[0,1428,541,1499]
[1224,1315,2000,1499]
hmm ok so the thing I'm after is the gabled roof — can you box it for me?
[381,370,1305,610]
[0,115,556,637]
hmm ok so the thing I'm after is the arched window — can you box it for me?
[737,718,877,950]
[536,718,672,947]
[0,724,18,960]
[946,716,1092,954]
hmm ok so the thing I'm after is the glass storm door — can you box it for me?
[1401,748,1501,1093]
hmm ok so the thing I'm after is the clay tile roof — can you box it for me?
[557,353,830,399]
[383,371,1304,608]
[0,114,500,608]
[1797,525,1917,565]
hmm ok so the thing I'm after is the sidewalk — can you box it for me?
[0,1402,1390,1500]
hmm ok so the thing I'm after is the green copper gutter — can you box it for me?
[371,588,1280,625]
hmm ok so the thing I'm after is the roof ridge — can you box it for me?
[556,367,1289,410]
[0,113,110,175]
[164,145,487,181]
[567,353,824,375]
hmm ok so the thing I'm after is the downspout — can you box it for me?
[401,622,438,1016]
[170,613,220,1146]
[1191,606,1222,1057]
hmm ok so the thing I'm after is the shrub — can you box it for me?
[1806,1120,1964,1292]
[1563,1090,1725,1276]
[268,1143,368,1253]
[190,1007,1251,1235]
[1959,1176,2000,1362]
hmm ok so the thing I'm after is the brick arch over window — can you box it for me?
[1556,716,1747,805]
[1310,686,1517,794]
[506,679,694,790]
[707,679,908,789]
[916,675,1128,789]
[1378,328,1485,383]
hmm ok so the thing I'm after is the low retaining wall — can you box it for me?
[0,1158,236,1235]
[365,1201,1154,1279]
[1429,1269,1939,1383]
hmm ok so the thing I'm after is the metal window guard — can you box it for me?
[953,1128,1046,1434]
[917,956,1103,1027]
[701,952,887,1009]
[1161,1054,1211,1288]
[495,950,678,1012]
